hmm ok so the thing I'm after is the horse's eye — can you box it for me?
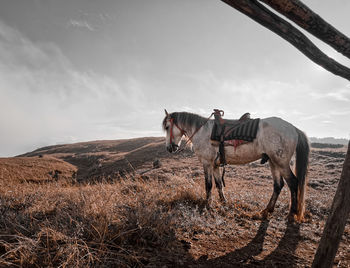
[165,126,169,130]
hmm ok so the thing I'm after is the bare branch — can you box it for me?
[221,0,350,81]
[260,0,350,59]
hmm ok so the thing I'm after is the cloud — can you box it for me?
[67,10,115,32]
[329,110,350,116]
[0,20,153,156]
[68,19,95,31]
[309,88,350,102]
[181,71,309,116]
[172,70,350,138]
[1,4,350,156]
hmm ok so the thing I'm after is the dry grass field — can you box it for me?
[0,137,349,267]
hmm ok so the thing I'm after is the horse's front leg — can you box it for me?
[203,164,212,204]
[213,165,226,203]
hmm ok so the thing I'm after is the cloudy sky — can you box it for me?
[0,0,349,156]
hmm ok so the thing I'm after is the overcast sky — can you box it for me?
[0,0,349,156]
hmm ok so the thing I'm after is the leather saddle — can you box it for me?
[211,109,253,142]
[210,109,260,166]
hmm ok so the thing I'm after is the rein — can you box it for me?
[170,112,215,154]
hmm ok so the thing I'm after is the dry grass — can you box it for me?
[1,145,349,267]
[0,157,77,184]
[0,171,208,267]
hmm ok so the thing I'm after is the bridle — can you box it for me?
[168,117,186,151]
[167,112,215,153]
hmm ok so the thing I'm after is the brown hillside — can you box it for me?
[19,137,173,182]
[0,157,77,184]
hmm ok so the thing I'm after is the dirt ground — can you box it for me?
[1,137,349,267]
[137,146,349,267]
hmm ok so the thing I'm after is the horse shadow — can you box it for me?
[194,219,302,267]
[261,220,302,266]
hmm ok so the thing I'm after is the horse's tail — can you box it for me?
[295,128,310,221]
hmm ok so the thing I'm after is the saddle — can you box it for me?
[210,109,260,165]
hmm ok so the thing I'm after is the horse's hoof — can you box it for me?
[252,213,262,220]
[295,214,305,223]
[253,210,269,220]
[205,199,212,209]
[287,213,298,222]
[261,209,270,219]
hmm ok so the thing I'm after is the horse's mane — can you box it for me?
[162,112,208,130]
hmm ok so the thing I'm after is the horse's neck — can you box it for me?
[179,123,196,138]
[180,120,212,145]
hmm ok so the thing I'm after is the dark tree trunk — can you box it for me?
[221,0,350,81]
[312,142,350,268]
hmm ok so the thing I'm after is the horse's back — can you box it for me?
[260,117,298,139]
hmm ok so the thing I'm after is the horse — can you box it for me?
[162,110,309,222]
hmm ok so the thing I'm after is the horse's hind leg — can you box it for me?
[261,162,284,218]
[203,164,213,204]
[281,167,298,221]
[213,165,226,203]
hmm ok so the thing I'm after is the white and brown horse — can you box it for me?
[162,110,309,222]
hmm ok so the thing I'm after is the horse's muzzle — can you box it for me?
[167,143,178,153]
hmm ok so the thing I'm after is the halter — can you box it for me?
[168,117,186,147]
[167,112,214,153]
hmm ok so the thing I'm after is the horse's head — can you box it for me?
[162,109,185,153]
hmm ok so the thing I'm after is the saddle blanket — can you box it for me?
[225,118,260,142]
[211,118,260,143]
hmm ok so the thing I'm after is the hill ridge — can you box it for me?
[17,136,172,182]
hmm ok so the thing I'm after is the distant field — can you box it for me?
[311,142,344,149]
[309,137,349,145]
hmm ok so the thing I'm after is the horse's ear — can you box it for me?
[164,109,169,116]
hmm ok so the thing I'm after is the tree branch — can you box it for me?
[260,0,350,59]
[221,0,350,81]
